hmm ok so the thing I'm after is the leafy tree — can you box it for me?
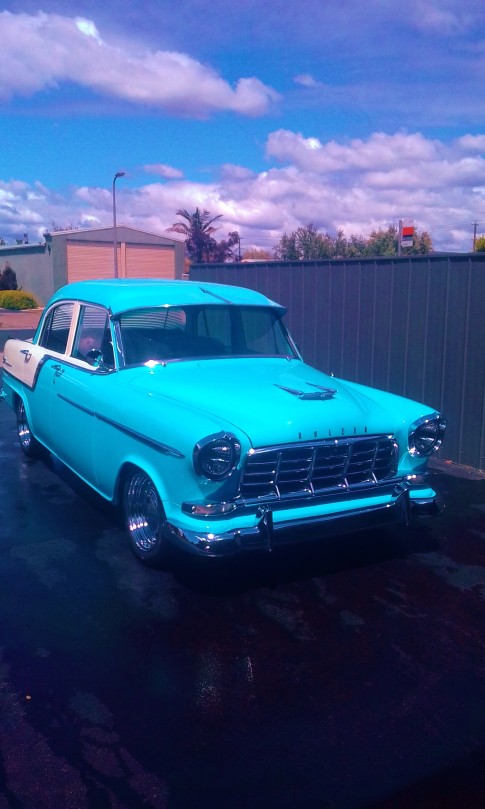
[333,229,349,259]
[169,208,239,263]
[475,235,485,252]
[274,223,335,260]
[366,224,433,255]
[227,231,241,261]
[365,225,399,256]
[201,231,240,263]
[274,222,434,259]
[0,262,18,291]
[51,221,79,232]
[412,229,433,254]
[346,233,368,258]
[242,248,273,260]
[273,232,299,261]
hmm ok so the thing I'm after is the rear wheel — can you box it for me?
[16,399,42,458]
[123,469,171,567]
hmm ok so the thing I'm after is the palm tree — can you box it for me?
[169,208,223,263]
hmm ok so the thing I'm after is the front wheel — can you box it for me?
[16,399,42,458]
[123,469,171,567]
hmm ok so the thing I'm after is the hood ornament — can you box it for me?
[276,383,337,401]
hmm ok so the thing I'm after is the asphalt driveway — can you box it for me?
[1,374,485,808]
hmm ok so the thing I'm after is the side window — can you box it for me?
[38,303,74,354]
[72,306,112,366]
[161,307,186,332]
[119,308,187,365]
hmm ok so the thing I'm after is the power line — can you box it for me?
[432,220,483,232]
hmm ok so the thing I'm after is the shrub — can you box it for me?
[0,290,39,310]
[0,263,18,290]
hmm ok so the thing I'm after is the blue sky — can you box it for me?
[1,0,485,253]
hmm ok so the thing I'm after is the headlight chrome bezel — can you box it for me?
[193,432,241,480]
[408,414,446,457]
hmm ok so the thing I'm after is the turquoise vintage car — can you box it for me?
[1,278,445,566]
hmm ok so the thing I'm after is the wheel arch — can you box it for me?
[12,389,22,411]
[118,462,172,567]
[14,392,44,458]
[114,460,167,514]
[13,390,35,430]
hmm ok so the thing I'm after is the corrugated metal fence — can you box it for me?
[191,254,485,471]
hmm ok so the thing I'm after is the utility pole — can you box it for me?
[472,221,478,253]
[112,171,125,277]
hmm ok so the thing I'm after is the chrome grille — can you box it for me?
[241,436,397,498]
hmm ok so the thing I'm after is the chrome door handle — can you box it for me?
[52,364,65,377]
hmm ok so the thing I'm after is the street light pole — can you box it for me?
[112,171,125,277]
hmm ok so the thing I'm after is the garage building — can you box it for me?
[0,226,185,306]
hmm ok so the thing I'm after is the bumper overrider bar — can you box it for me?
[164,481,444,557]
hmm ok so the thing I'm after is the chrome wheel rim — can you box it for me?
[17,401,32,451]
[125,472,161,552]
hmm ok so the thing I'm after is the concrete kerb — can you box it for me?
[0,308,43,331]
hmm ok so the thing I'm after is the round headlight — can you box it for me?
[194,433,241,480]
[409,416,446,456]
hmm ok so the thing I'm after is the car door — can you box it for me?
[48,304,113,485]
[15,301,77,448]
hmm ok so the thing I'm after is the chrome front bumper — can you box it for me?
[163,483,444,557]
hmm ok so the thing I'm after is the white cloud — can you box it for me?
[80,214,102,226]
[143,164,184,180]
[0,11,279,116]
[294,74,321,88]
[1,131,484,252]
[408,0,473,33]
[266,130,441,174]
[456,134,485,151]
[75,17,103,43]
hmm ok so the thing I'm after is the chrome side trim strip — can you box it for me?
[54,391,185,457]
[96,412,185,458]
[56,393,94,416]
[2,354,66,391]
[55,390,185,457]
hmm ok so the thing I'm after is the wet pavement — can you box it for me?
[1,383,485,808]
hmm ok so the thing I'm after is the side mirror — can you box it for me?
[88,348,112,372]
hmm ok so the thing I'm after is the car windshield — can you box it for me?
[116,305,298,366]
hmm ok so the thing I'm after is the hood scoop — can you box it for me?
[275,383,337,401]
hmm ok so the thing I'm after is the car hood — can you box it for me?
[126,358,419,447]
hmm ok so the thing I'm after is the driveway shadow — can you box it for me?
[171,522,441,596]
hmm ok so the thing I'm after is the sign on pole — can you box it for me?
[400,219,414,248]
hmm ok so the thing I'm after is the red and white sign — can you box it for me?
[400,219,414,247]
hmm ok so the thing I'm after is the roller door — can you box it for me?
[67,243,117,283]
[125,245,174,279]
[67,242,175,283]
